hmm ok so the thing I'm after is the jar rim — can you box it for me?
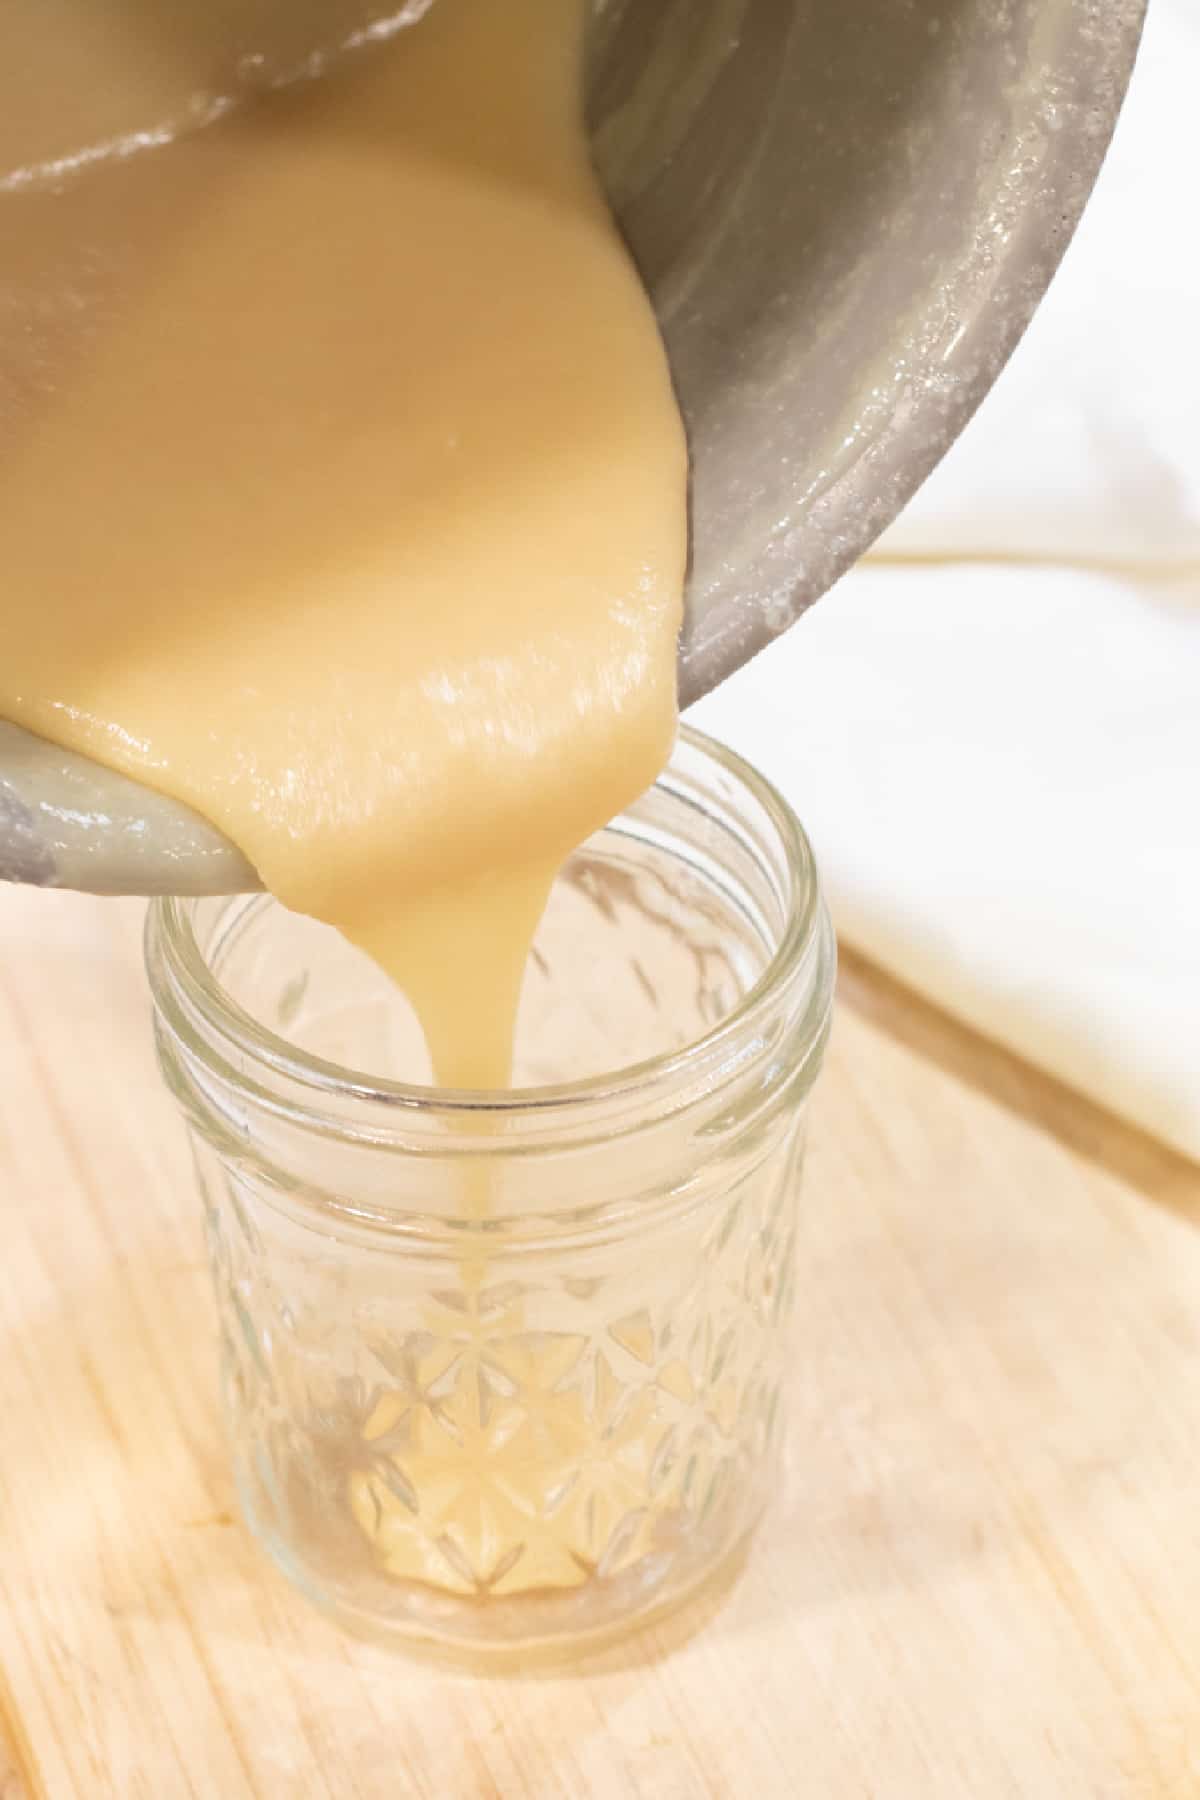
[145,725,834,1138]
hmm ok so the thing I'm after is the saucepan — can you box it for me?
[0,0,1146,893]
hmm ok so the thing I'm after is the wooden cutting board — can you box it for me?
[0,884,1198,1799]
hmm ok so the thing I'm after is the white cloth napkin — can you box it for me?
[692,0,1200,1162]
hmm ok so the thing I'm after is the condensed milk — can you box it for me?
[2,0,690,1603]
[0,0,687,1090]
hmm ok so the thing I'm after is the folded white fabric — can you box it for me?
[693,562,1200,1160]
[692,0,1200,1161]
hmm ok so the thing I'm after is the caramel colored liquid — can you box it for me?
[0,0,688,1599]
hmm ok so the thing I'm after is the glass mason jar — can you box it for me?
[146,726,835,1660]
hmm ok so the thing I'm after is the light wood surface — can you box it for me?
[0,885,1198,1799]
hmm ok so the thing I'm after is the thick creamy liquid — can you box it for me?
[0,0,687,1090]
[1,0,688,1600]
